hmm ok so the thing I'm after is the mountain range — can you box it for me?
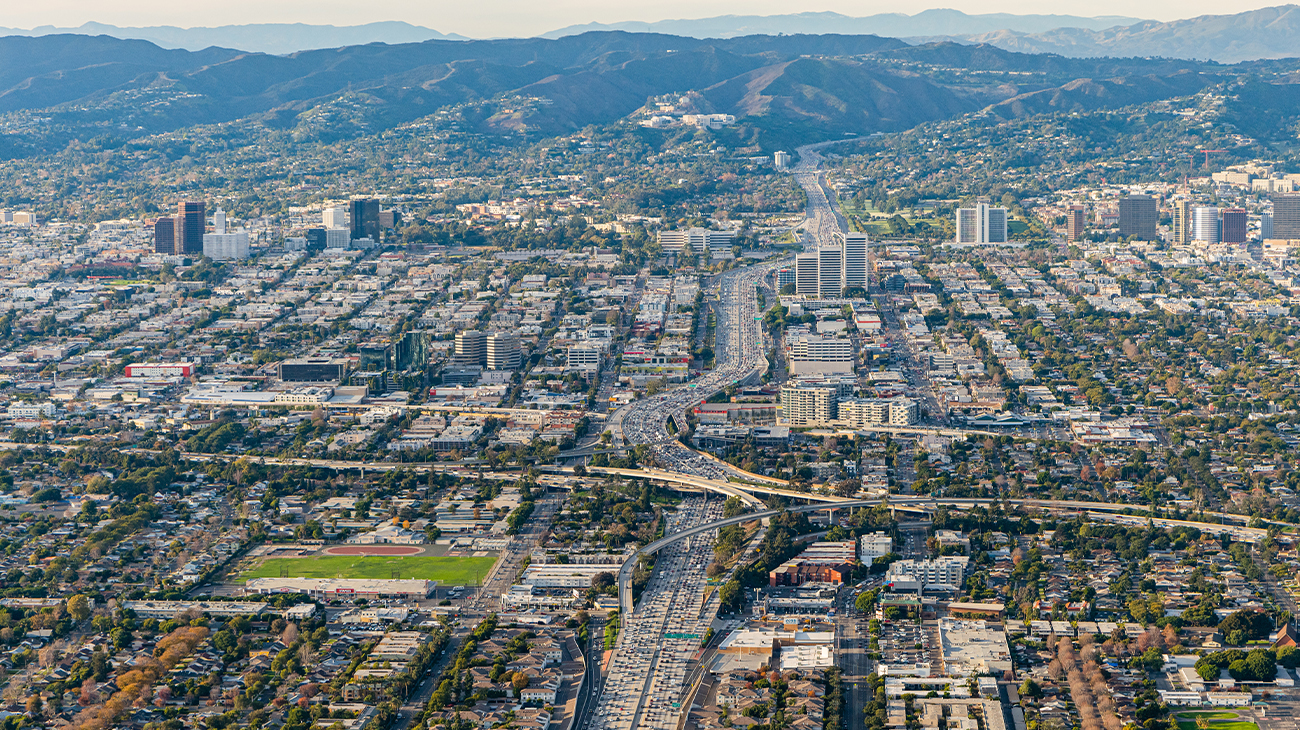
[542,9,1142,40]
[0,29,1297,158]
[0,21,465,55]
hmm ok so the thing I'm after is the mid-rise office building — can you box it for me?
[1272,193,1300,240]
[154,217,175,254]
[1118,194,1157,239]
[787,335,854,376]
[1220,208,1248,244]
[776,268,795,289]
[350,199,381,241]
[1192,206,1220,243]
[1066,205,1085,242]
[202,206,249,260]
[818,245,843,297]
[395,330,432,371]
[454,330,487,367]
[175,201,206,255]
[486,332,521,371]
[656,227,735,254]
[279,358,349,383]
[323,205,348,229]
[842,233,868,290]
[774,151,791,170]
[779,385,837,427]
[795,252,820,297]
[955,203,1007,244]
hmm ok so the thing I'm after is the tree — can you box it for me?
[855,591,876,613]
[1019,679,1042,698]
[67,595,92,622]
[511,672,530,693]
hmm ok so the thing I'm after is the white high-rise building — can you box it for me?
[955,204,1008,243]
[213,206,227,234]
[657,228,735,254]
[774,151,791,170]
[1192,206,1220,243]
[323,206,349,229]
[818,245,843,298]
[842,233,868,290]
[486,332,522,371]
[795,252,819,297]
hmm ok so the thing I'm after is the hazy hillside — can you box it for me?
[543,10,1142,40]
[2,31,1300,157]
[947,5,1300,63]
[0,21,465,54]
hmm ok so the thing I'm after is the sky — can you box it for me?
[2,0,1290,38]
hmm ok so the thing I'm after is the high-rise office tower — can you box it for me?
[1192,206,1220,243]
[1172,200,1192,244]
[842,233,868,290]
[176,201,205,254]
[1066,205,1086,242]
[350,199,381,241]
[213,206,226,235]
[818,246,843,298]
[154,217,175,254]
[1272,194,1300,240]
[454,330,487,366]
[1119,194,1157,239]
[955,203,1008,243]
[795,252,819,297]
[1220,208,1248,244]
[486,332,522,371]
[1263,214,1274,240]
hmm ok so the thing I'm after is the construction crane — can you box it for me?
[1199,149,1226,170]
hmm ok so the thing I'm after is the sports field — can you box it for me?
[240,555,497,584]
[1175,721,1256,730]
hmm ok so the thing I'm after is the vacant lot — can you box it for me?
[240,555,497,585]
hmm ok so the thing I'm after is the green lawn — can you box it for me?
[1175,713,1241,720]
[1176,721,1256,730]
[240,555,498,585]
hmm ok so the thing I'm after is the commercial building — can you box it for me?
[787,334,854,376]
[774,151,791,170]
[885,556,968,591]
[395,330,432,371]
[657,227,735,254]
[1172,199,1192,244]
[323,205,349,229]
[175,201,206,255]
[350,199,381,241]
[123,600,268,619]
[794,252,820,297]
[842,233,868,290]
[955,203,1007,244]
[154,217,175,254]
[566,345,602,376]
[779,384,837,426]
[520,564,616,588]
[244,577,434,600]
[860,533,894,565]
[818,245,843,297]
[769,541,856,587]
[1192,206,1220,243]
[1274,193,1300,240]
[278,357,349,383]
[501,585,583,610]
[203,206,250,259]
[1221,207,1248,244]
[125,362,196,378]
[1119,194,1158,239]
[454,330,487,366]
[838,397,917,427]
[937,618,1012,675]
[1066,205,1085,242]
[776,267,795,289]
[486,332,522,371]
